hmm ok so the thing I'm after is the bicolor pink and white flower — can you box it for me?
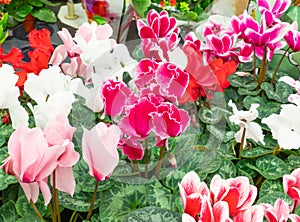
[231,11,288,60]
[262,103,300,149]
[233,205,264,222]
[284,22,300,52]
[257,0,291,23]
[82,122,121,181]
[228,100,265,148]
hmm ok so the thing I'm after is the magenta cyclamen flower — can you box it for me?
[231,11,288,60]
[258,0,291,21]
[137,9,179,39]
[101,80,132,117]
[284,21,300,52]
[1,126,66,205]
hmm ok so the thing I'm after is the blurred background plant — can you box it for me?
[132,0,214,21]
[0,0,59,28]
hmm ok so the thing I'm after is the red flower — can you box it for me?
[209,58,237,90]
[170,0,176,6]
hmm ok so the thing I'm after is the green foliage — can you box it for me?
[125,206,181,221]
[0,200,19,222]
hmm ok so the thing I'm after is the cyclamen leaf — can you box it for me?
[257,191,292,205]
[259,179,284,198]
[16,195,49,218]
[248,155,289,180]
[125,206,181,222]
[99,180,148,222]
[261,82,293,103]
[0,200,19,222]
[286,155,300,171]
[240,147,273,158]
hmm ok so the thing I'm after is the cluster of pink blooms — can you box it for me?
[179,170,300,222]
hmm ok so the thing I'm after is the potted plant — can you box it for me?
[0,0,60,31]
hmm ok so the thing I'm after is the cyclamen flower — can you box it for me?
[260,198,295,222]
[279,76,300,105]
[283,168,300,201]
[137,9,179,40]
[257,0,291,22]
[24,66,77,129]
[150,102,190,148]
[0,64,29,128]
[210,174,257,217]
[233,205,265,222]
[82,123,121,181]
[228,100,265,148]
[178,171,211,220]
[1,126,66,205]
[262,103,300,149]
[101,80,132,117]
[43,115,79,196]
[231,11,288,60]
[284,21,300,52]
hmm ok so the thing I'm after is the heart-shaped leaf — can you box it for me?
[0,200,19,222]
[259,179,283,198]
[261,82,293,103]
[124,206,181,222]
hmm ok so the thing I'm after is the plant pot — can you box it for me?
[81,0,134,43]
[22,14,35,33]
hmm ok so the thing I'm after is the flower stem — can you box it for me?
[239,127,247,159]
[253,46,257,77]
[270,47,290,85]
[272,144,283,155]
[86,180,99,220]
[154,145,166,179]
[48,204,56,222]
[30,200,44,221]
[132,160,140,176]
[52,170,61,222]
[256,46,268,89]
[144,139,149,179]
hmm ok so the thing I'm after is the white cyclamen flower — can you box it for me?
[228,100,265,148]
[24,66,77,128]
[262,103,300,150]
[0,64,29,128]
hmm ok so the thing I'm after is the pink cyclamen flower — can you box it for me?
[156,62,190,100]
[210,174,257,217]
[1,126,66,205]
[82,122,121,181]
[150,103,190,148]
[118,138,144,160]
[137,9,179,39]
[231,11,288,60]
[178,171,211,220]
[43,114,79,196]
[261,198,290,222]
[233,205,265,222]
[284,21,300,52]
[212,201,233,222]
[119,96,158,139]
[257,0,291,20]
[283,168,300,201]
[279,76,300,105]
[101,80,132,117]
[135,58,159,89]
